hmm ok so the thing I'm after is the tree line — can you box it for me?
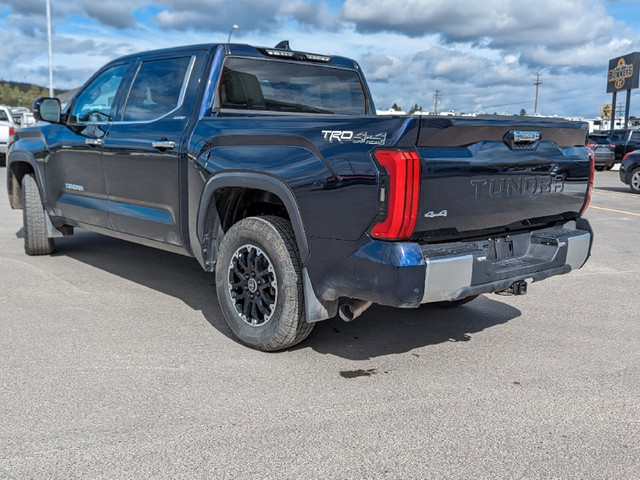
[0,81,65,109]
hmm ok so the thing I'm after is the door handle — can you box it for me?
[152,140,176,151]
[85,138,103,147]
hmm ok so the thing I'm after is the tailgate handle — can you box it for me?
[504,130,540,150]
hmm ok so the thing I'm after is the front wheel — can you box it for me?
[630,167,640,194]
[215,216,313,351]
[22,174,55,255]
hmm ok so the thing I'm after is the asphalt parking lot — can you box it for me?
[1,168,639,479]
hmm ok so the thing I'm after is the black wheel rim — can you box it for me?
[227,244,278,327]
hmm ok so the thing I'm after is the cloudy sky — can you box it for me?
[1,0,640,117]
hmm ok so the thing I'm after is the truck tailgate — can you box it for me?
[414,116,590,241]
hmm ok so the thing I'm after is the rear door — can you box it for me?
[102,51,205,245]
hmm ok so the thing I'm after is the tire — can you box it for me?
[22,174,55,255]
[215,216,313,351]
[630,167,640,194]
[434,295,479,308]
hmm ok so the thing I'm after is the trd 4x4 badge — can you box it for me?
[321,130,387,145]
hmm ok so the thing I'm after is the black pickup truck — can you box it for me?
[6,42,594,350]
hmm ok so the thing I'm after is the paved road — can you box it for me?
[1,168,639,479]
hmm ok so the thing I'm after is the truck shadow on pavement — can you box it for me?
[46,229,238,343]
[45,229,522,360]
[302,298,520,360]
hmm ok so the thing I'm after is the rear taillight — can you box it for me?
[581,148,595,215]
[622,152,634,162]
[370,150,421,240]
[9,126,14,137]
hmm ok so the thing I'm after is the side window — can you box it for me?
[69,63,129,124]
[123,56,192,122]
[630,131,640,141]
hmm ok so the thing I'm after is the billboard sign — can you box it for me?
[607,52,640,92]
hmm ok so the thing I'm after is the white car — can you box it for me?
[0,105,17,166]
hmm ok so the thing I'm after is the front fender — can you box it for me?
[6,150,43,210]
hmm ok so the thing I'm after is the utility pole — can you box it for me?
[433,90,440,114]
[533,73,542,115]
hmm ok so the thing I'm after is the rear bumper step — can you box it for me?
[420,219,592,303]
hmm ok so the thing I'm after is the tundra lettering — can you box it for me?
[470,175,565,199]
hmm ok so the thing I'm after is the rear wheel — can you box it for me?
[215,216,313,351]
[630,167,640,194]
[22,174,55,255]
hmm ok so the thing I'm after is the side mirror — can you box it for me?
[33,97,61,124]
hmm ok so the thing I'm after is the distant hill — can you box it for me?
[0,81,68,109]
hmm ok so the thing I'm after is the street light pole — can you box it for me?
[46,0,54,97]
[227,24,239,43]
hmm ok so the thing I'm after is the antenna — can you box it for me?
[275,40,291,50]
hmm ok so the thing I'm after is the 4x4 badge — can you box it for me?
[424,209,448,218]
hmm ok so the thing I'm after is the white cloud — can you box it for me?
[0,0,638,116]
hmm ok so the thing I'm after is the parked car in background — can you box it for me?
[10,107,36,129]
[602,128,640,161]
[619,151,640,193]
[0,105,16,166]
[586,133,616,170]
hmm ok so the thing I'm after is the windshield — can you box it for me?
[218,57,367,115]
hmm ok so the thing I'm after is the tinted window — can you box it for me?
[69,63,129,124]
[220,57,367,115]
[587,135,610,144]
[123,56,192,122]
[610,131,625,141]
[630,131,640,141]
[0,110,8,121]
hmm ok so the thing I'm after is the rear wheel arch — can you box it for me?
[197,172,310,270]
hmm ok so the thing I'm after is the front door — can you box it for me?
[45,63,130,228]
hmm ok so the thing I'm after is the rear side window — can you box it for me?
[219,57,367,115]
[123,56,192,122]
[630,131,640,141]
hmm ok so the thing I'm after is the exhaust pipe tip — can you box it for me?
[338,300,373,322]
